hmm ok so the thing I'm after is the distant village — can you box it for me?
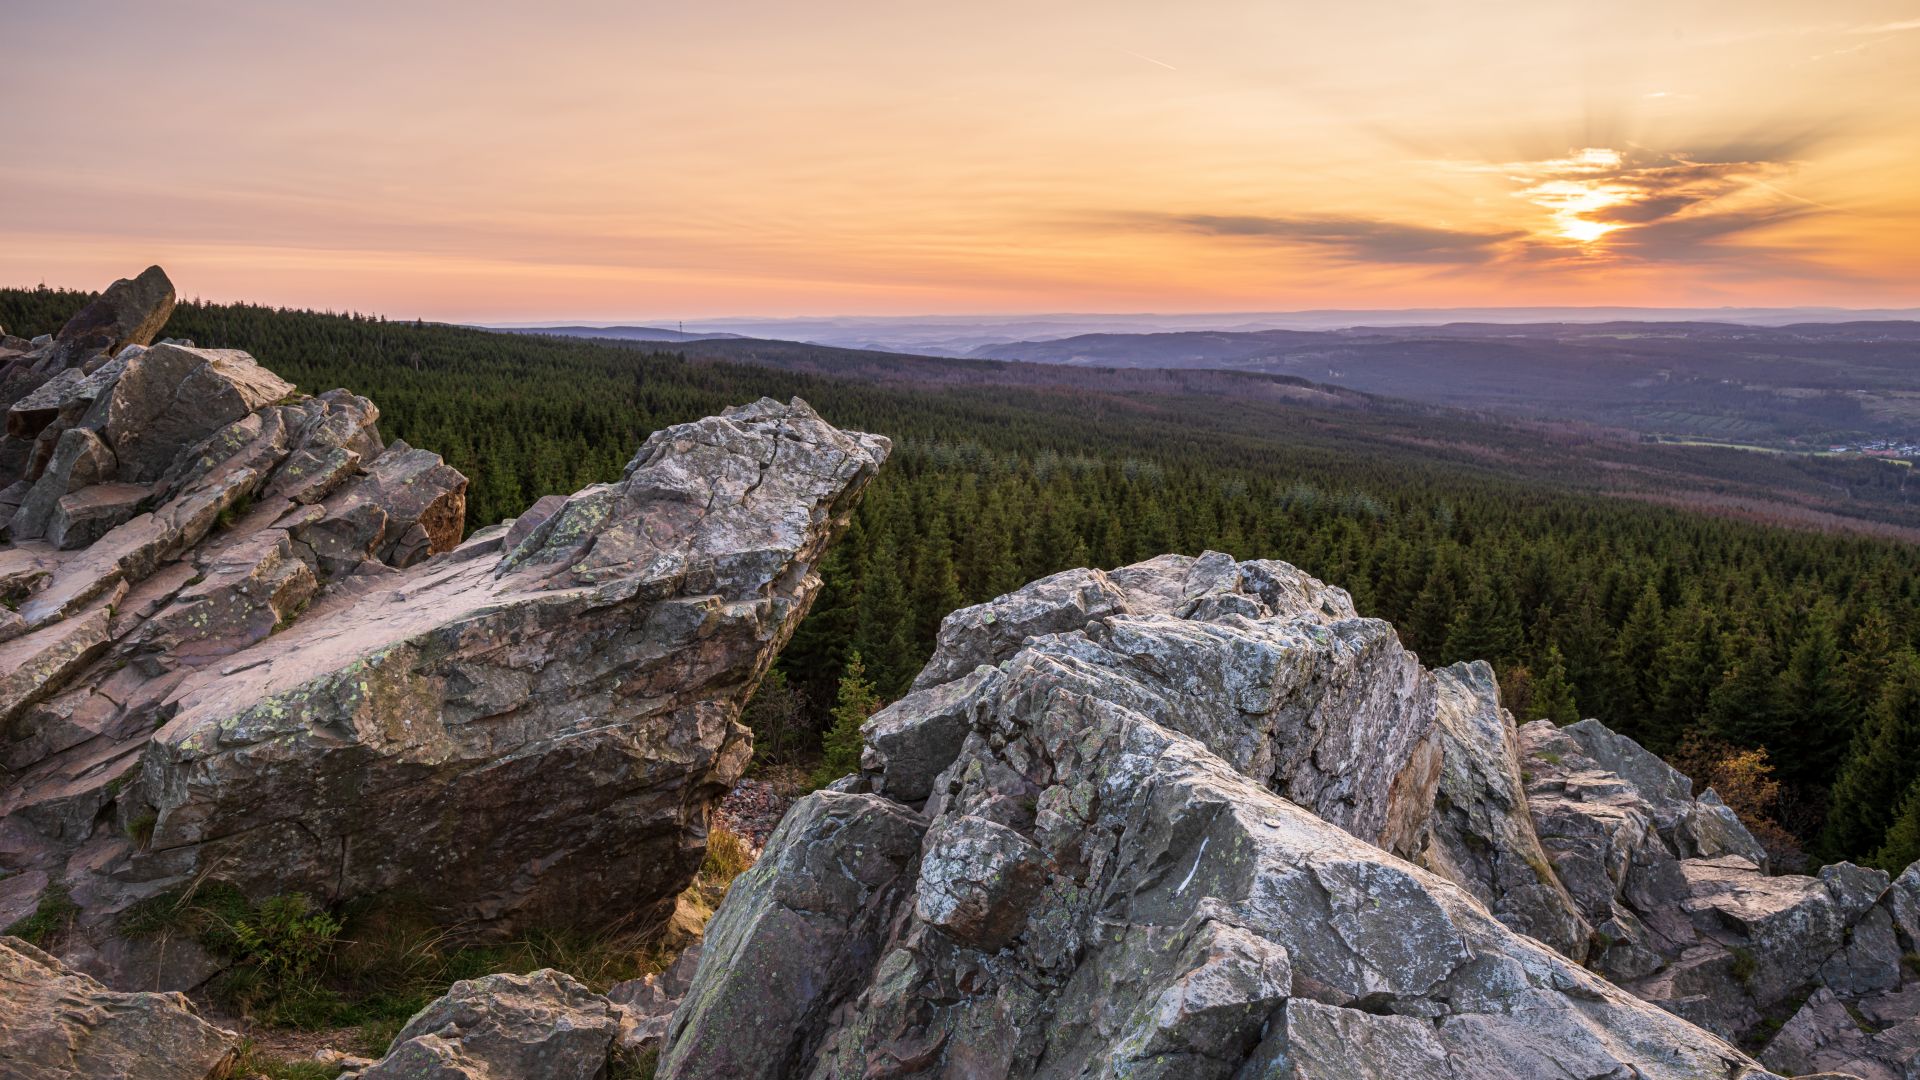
[1824,437,1920,459]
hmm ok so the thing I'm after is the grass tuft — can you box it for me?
[5,887,79,947]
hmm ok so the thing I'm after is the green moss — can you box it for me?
[215,493,255,532]
[103,770,134,798]
[4,886,79,947]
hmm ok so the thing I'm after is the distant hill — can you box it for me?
[972,320,1920,446]
[499,325,745,343]
[490,307,1920,357]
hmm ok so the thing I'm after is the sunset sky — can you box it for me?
[4,0,1919,320]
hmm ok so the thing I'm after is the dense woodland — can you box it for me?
[6,286,1920,872]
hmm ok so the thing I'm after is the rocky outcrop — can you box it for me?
[0,271,888,997]
[1520,720,1920,1076]
[656,552,1920,1079]
[0,935,236,1080]
[656,555,1771,1078]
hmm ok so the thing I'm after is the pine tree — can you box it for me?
[1531,644,1580,724]
[1443,569,1523,666]
[1705,625,1782,756]
[813,652,880,787]
[1608,582,1667,738]
[1771,600,1850,787]
[1652,596,1719,735]
[1843,609,1898,718]
[1872,777,1920,873]
[1819,650,1920,862]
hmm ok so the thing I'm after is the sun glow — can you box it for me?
[1512,151,1638,247]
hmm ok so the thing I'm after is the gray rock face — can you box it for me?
[1517,717,1920,1072]
[877,552,1436,846]
[0,271,888,993]
[1397,662,1591,962]
[657,554,1791,1080]
[0,935,236,1080]
[657,791,926,1078]
[354,969,622,1080]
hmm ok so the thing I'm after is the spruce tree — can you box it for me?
[1772,600,1849,787]
[1819,650,1920,862]
[1608,582,1667,738]
[1531,644,1580,724]
[813,652,880,788]
[1872,778,1920,873]
[1705,626,1782,756]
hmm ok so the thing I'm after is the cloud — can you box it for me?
[1607,206,1819,262]
[1850,17,1920,33]
[1145,143,1830,273]
[1442,146,1821,255]
[1163,214,1524,264]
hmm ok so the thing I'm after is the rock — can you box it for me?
[1762,987,1920,1080]
[52,266,176,360]
[0,271,888,993]
[658,555,1783,1079]
[0,596,113,734]
[45,483,148,550]
[860,665,1000,804]
[608,942,704,1058]
[282,440,466,574]
[1515,715,1918,1061]
[356,969,621,1080]
[0,934,236,1079]
[499,492,566,553]
[909,565,1127,690]
[7,426,116,545]
[1398,661,1591,961]
[895,552,1437,846]
[98,343,294,483]
[98,397,882,934]
[656,792,926,1079]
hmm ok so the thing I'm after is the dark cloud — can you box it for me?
[1165,214,1525,264]
[1608,205,1818,260]
[1587,194,1701,224]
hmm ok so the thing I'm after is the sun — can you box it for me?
[1558,215,1623,244]
[1519,174,1633,246]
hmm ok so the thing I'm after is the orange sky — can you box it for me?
[4,1,1919,320]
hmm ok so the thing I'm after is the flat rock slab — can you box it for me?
[0,935,236,1080]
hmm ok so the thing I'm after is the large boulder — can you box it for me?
[354,969,623,1080]
[0,935,236,1079]
[50,266,177,362]
[0,394,883,977]
[0,271,888,992]
[657,555,1785,1079]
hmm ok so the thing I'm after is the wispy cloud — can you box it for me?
[1163,214,1524,264]
[1117,48,1178,71]
[1849,16,1920,33]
